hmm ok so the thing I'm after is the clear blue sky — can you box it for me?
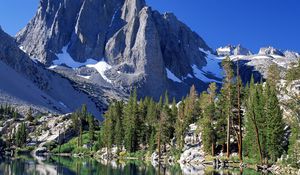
[0,0,299,53]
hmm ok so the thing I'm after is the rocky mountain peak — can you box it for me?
[258,46,284,56]
[15,0,217,100]
[121,0,145,22]
[284,50,300,59]
[217,44,252,56]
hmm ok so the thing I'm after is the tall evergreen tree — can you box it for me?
[222,56,234,158]
[88,114,95,144]
[175,99,186,150]
[123,89,139,152]
[244,77,264,163]
[265,83,285,162]
[198,83,217,155]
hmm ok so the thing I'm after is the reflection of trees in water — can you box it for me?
[0,157,270,175]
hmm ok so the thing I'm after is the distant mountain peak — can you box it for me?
[216,44,252,56]
[258,46,284,56]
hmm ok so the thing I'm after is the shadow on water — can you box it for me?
[0,155,273,175]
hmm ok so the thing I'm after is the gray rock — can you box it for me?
[16,0,214,100]
[0,28,101,117]
[217,44,252,56]
[258,46,284,56]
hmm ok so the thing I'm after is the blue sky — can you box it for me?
[0,0,299,53]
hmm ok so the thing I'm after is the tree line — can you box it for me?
[97,56,295,165]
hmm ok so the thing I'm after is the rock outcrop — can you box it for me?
[217,44,252,56]
[16,0,215,100]
[0,28,101,116]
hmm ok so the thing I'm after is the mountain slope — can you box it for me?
[16,0,218,100]
[0,28,101,117]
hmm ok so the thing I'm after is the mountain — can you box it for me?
[221,45,299,81]
[16,0,221,100]
[0,28,101,117]
[217,44,252,56]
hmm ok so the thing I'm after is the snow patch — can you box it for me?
[199,48,224,79]
[48,65,58,69]
[217,46,231,52]
[87,60,112,83]
[78,75,91,80]
[59,101,67,108]
[192,64,222,83]
[183,73,193,80]
[53,46,98,68]
[166,68,182,83]
[19,46,40,63]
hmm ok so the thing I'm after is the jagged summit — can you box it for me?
[16,0,215,100]
[258,46,284,56]
[217,44,252,56]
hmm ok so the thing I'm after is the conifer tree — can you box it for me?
[15,122,26,147]
[267,64,280,87]
[199,83,217,155]
[185,85,198,124]
[265,83,285,162]
[88,114,95,144]
[114,101,124,151]
[26,107,34,122]
[222,56,234,158]
[215,92,227,153]
[175,99,185,150]
[244,77,264,163]
[123,89,139,152]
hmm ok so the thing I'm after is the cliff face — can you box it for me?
[16,0,215,100]
[0,28,102,117]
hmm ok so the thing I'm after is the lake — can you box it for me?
[0,155,272,175]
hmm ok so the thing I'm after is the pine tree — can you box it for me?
[102,106,114,150]
[267,64,280,87]
[146,98,157,151]
[265,83,285,162]
[215,92,227,153]
[88,114,95,145]
[288,120,300,168]
[175,99,186,150]
[123,89,139,152]
[114,101,124,151]
[222,56,234,158]
[244,77,264,164]
[15,122,26,147]
[185,85,199,124]
[286,59,300,82]
[26,107,34,122]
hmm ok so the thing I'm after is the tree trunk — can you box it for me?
[253,119,263,164]
[237,60,243,163]
[158,121,161,161]
[212,143,215,156]
[227,114,231,158]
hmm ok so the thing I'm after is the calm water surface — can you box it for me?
[0,155,272,175]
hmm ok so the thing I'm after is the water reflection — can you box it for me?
[0,156,272,175]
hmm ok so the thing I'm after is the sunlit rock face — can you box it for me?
[16,0,217,100]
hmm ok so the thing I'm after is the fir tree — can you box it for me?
[175,99,186,150]
[114,101,124,151]
[123,89,139,152]
[244,77,264,164]
[88,114,95,144]
[15,122,26,147]
[26,107,34,122]
[222,56,234,158]
[265,83,285,162]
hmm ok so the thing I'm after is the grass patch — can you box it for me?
[52,131,93,154]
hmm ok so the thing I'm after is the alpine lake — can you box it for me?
[0,155,273,175]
